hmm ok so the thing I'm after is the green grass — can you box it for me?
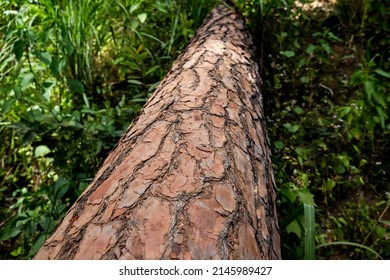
[0,0,218,259]
[237,0,389,259]
[1,0,389,259]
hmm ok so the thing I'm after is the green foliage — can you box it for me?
[236,0,390,259]
[1,0,389,260]
[0,0,217,259]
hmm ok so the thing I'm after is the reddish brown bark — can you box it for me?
[34,4,281,260]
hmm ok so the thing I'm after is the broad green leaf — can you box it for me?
[72,110,81,121]
[68,79,84,94]
[113,57,125,65]
[339,106,351,118]
[286,220,302,237]
[43,79,55,100]
[280,202,303,229]
[0,218,21,241]
[295,147,306,166]
[300,76,310,83]
[41,28,52,43]
[24,96,50,111]
[26,30,37,42]
[130,3,140,13]
[137,13,147,23]
[280,50,295,58]
[29,234,47,257]
[13,39,25,61]
[337,155,350,169]
[298,58,307,68]
[22,131,36,145]
[34,145,51,157]
[298,189,315,206]
[2,98,15,114]
[153,2,168,13]
[60,120,83,129]
[294,106,303,114]
[321,42,333,54]
[20,73,34,89]
[280,185,297,204]
[325,178,336,191]
[274,141,284,150]
[284,123,300,133]
[130,19,139,30]
[35,51,52,65]
[351,128,361,140]
[306,44,316,54]
[11,247,23,257]
[54,176,70,200]
[334,162,346,174]
[38,216,52,232]
[50,56,66,76]
[13,85,22,99]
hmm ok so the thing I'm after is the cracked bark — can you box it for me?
[34,4,281,260]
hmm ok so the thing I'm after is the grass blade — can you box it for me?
[304,203,315,260]
[316,241,383,260]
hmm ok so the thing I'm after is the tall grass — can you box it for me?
[0,0,217,259]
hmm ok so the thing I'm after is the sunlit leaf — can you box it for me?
[286,220,302,237]
[20,73,34,89]
[34,145,51,157]
[280,50,295,58]
[130,3,140,13]
[128,79,143,85]
[375,68,390,78]
[153,2,167,13]
[35,51,52,65]
[284,123,300,133]
[298,189,315,206]
[137,13,147,23]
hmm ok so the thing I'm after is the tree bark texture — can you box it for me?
[34,4,281,260]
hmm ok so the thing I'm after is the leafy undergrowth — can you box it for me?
[0,0,218,259]
[238,0,390,259]
[0,0,389,259]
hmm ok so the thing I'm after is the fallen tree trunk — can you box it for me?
[34,4,281,260]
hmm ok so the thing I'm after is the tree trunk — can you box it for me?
[34,4,281,260]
